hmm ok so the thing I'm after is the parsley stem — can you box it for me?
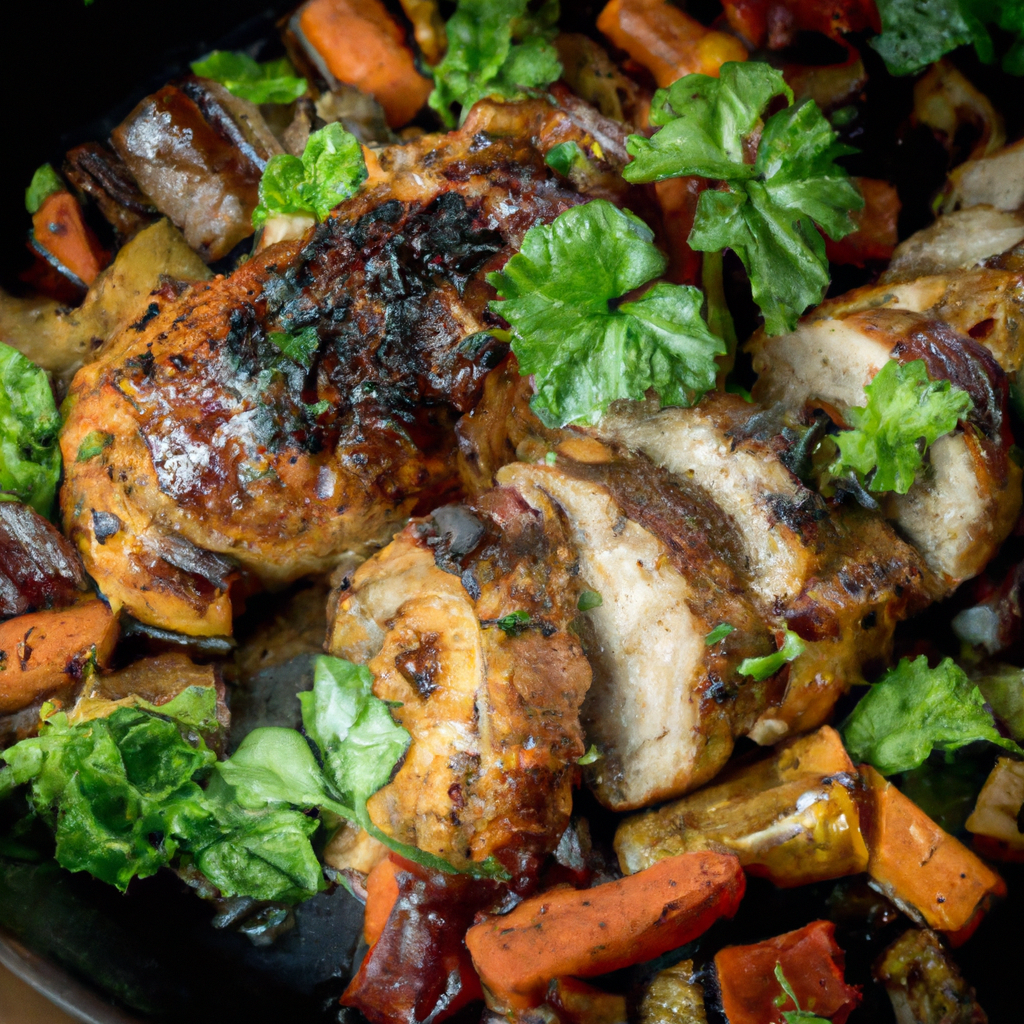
[702,250,738,383]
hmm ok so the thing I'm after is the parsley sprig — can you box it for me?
[623,62,862,336]
[488,200,725,427]
[429,0,562,127]
[774,964,829,1023]
[831,359,973,495]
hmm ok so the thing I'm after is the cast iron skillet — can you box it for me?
[3,4,1024,1021]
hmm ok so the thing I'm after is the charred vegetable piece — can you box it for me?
[429,0,562,127]
[596,0,747,87]
[713,920,860,1024]
[111,79,280,261]
[965,756,1024,861]
[860,765,1006,943]
[30,190,108,289]
[299,0,432,128]
[615,726,869,887]
[63,143,157,241]
[0,502,85,620]
[0,598,118,714]
[638,960,706,1024]
[465,851,745,1010]
[720,0,878,49]
[0,343,60,517]
[343,854,499,1024]
[875,928,988,1024]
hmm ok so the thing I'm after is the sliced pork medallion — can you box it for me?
[497,454,782,813]
[327,489,591,868]
[598,394,937,742]
[750,307,1022,587]
[61,102,588,637]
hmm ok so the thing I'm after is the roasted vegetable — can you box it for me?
[875,927,988,1024]
[615,726,869,887]
[597,0,747,87]
[0,597,118,714]
[860,765,1006,942]
[964,757,1024,861]
[466,850,745,1010]
[299,0,432,128]
[713,920,860,1024]
[0,502,85,620]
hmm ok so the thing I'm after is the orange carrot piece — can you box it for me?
[363,856,401,947]
[654,176,706,286]
[300,0,432,128]
[720,0,879,49]
[860,765,1005,944]
[825,178,901,267]
[465,850,745,1010]
[715,920,860,1024]
[31,191,108,287]
[597,0,747,88]
[0,598,118,714]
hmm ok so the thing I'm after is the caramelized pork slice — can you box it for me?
[111,76,283,261]
[882,206,1024,283]
[597,393,937,741]
[327,490,590,868]
[750,308,1022,587]
[813,268,1024,375]
[62,102,586,636]
[498,454,781,812]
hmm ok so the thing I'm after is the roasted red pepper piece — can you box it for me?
[714,919,861,1024]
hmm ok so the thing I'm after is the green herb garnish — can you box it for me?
[488,200,724,427]
[191,51,308,105]
[25,165,64,215]
[737,628,805,681]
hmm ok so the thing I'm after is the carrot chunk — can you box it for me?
[0,598,118,714]
[860,765,1005,943]
[31,191,108,287]
[715,920,860,1024]
[597,0,747,88]
[363,856,401,947]
[465,850,745,1010]
[300,0,432,128]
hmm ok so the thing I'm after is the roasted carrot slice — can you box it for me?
[465,850,745,1010]
[720,0,879,49]
[0,598,118,714]
[597,0,747,88]
[715,920,860,1024]
[31,191,108,288]
[363,856,401,947]
[299,0,432,128]
[860,765,1006,944]
[825,178,901,267]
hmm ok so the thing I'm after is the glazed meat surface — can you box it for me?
[327,489,591,868]
[61,102,588,636]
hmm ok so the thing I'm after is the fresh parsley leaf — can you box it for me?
[489,200,724,427]
[872,0,1024,76]
[737,628,805,681]
[624,62,862,336]
[493,610,531,635]
[841,656,1024,775]
[705,623,736,646]
[0,342,62,517]
[577,590,603,612]
[25,165,64,215]
[252,123,366,228]
[75,430,113,463]
[577,744,602,765]
[545,141,587,178]
[429,0,562,127]
[191,51,308,105]
[1,708,217,890]
[831,359,973,495]
[773,964,829,1023]
[268,327,319,370]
